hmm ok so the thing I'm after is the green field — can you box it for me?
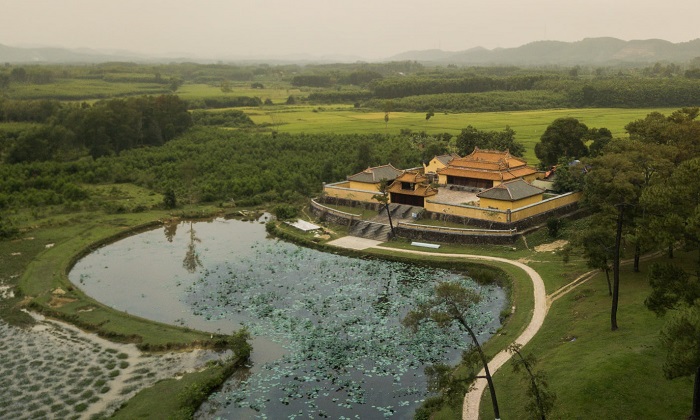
[177,83,301,103]
[244,107,678,163]
[4,79,169,100]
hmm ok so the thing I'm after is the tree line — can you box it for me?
[532,107,700,418]
[1,95,192,161]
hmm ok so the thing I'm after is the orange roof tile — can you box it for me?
[438,148,537,181]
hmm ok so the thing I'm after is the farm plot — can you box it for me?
[0,312,225,419]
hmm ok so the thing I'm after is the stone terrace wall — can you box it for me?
[396,223,518,245]
[311,194,581,245]
[317,195,382,212]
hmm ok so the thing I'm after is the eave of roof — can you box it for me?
[477,178,544,201]
[347,164,403,183]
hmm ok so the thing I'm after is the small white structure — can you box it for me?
[286,219,322,232]
[410,242,440,249]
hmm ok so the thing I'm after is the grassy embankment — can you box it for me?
[479,250,695,419]
[111,359,244,420]
[372,219,694,418]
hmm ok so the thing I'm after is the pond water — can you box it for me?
[70,217,505,419]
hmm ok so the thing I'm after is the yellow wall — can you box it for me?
[509,192,581,222]
[438,172,538,186]
[323,182,383,203]
[425,201,509,223]
[425,191,580,223]
[347,180,381,192]
[323,182,581,222]
[479,194,542,211]
[522,173,539,182]
[424,158,448,174]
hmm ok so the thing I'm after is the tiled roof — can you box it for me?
[438,167,505,180]
[477,178,544,201]
[438,166,537,181]
[394,171,428,184]
[434,154,459,166]
[438,147,537,181]
[387,171,437,197]
[347,164,403,183]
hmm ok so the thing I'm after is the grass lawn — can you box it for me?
[478,251,695,419]
[380,214,592,293]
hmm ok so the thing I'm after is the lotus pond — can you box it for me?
[70,217,505,419]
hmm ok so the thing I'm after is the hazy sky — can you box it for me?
[1,0,699,60]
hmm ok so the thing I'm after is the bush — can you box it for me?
[546,217,563,238]
[273,204,298,220]
[0,219,19,239]
[163,189,177,209]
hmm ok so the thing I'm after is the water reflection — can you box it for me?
[69,217,504,419]
[163,219,178,243]
[182,221,202,273]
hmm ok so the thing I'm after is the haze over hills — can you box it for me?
[1,37,699,65]
[388,38,700,66]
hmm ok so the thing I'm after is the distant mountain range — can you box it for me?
[1,38,699,66]
[0,44,159,64]
[387,38,700,66]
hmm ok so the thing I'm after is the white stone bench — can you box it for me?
[410,241,440,249]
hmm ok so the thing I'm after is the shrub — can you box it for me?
[163,188,177,209]
[546,217,563,238]
[273,204,298,221]
[0,218,19,239]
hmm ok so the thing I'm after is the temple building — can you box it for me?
[387,172,438,207]
[437,148,540,189]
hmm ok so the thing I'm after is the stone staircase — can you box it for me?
[349,220,393,241]
[346,204,423,241]
[389,204,423,221]
[371,204,423,225]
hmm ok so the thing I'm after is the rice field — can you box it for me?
[243,107,679,163]
[4,79,169,100]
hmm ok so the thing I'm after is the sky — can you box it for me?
[1,0,699,61]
